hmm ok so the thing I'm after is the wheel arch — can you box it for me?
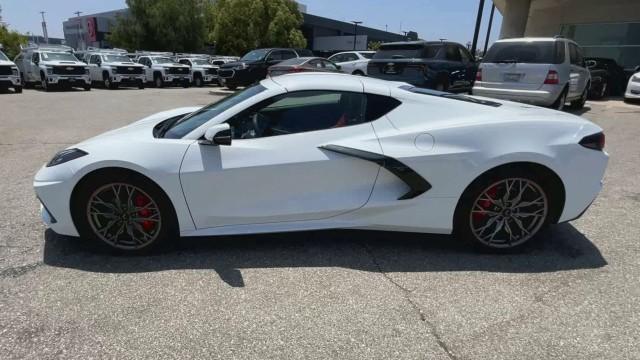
[455,161,566,225]
[69,166,180,234]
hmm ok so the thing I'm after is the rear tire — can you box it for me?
[551,88,567,111]
[182,79,190,88]
[71,170,178,254]
[570,85,588,109]
[154,74,164,88]
[40,73,52,92]
[453,167,557,252]
[226,84,237,91]
[434,76,449,92]
[138,80,145,89]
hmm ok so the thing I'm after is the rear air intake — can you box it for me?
[579,132,605,151]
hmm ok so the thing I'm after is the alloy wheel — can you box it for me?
[469,178,548,248]
[556,92,566,110]
[86,183,162,250]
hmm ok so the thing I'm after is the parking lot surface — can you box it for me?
[1,88,639,359]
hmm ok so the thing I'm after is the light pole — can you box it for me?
[40,11,48,44]
[351,21,362,50]
[470,0,485,60]
[483,4,496,55]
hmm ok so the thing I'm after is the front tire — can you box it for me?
[14,86,22,93]
[72,170,178,254]
[551,88,567,111]
[194,75,203,87]
[154,74,164,88]
[453,168,555,252]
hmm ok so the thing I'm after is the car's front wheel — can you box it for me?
[72,171,178,254]
[454,169,555,251]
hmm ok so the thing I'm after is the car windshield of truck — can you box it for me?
[191,58,210,65]
[161,84,267,139]
[241,49,269,61]
[41,52,78,61]
[153,57,175,64]
[483,41,561,64]
[0,52,8,61]
[373,44,440,59]
[103,54,132,62]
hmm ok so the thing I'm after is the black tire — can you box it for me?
[194,74,203,87]
[570,85,588,109]
[138,80,145,89]
[154,74,164,88]
[551,88,567,111]
[84,83,92,91]
[226,84,237,91]
[40,72,52,92]
[352,70,365,76]
[71,170,179,254]
[434,76,449,92]
[453,166,560,252]
[182,79,190,88]
[21,73,32,89]
[14,86,22,94]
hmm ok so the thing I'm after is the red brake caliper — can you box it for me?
[473,185,498,222]
[134,194,155,232]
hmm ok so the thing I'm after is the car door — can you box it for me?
[28,52,40,81]
[340,53,359,73]
[180,90,383,229]
[568,43,589,98]
[139,57,153,81]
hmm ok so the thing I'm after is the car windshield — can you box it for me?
[360,52,374,59]
[373,44,440,59]
[153,57,175,64]
[162,85,267,139]
[103,54,131,62]
[191,58,210,65]
[483,41,561,64]
[0,51,8,61]
[241,49,269,61]
[41,52,78,61]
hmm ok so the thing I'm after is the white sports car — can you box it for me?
[34,73,608,253]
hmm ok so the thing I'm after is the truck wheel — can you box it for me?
[227,84,237,91]
[14,86,23,94]
[103,73,115,89]
[40,73,52,92]
[84,84,91,91]
[194,74,203,87]
[182,79,190,88]
[434,77,449,92]
[138,80,145,90]
[154,74,164,88]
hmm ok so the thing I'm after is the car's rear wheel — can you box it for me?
[454,169,554,251]
[72,171,178,254]
[570,85,588,109]
[154,74,164,88]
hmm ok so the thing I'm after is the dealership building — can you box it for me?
[62,5,413,54]
[493,0,640,70]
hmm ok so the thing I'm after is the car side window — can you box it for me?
[89,55,97,64]
[267,51,282,61]
[179,59,190,66]
[458,47,473,63]
[323,60,338,70]
[330,54,343,63]
[281,50,297,60]
[32,52,39,64]
[344,53,358,62]
[445,45,462,62]
[569,43,583,66]
[308,59,323,68]
[225,91,366,140]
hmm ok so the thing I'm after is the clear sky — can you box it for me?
[0,0,502,46]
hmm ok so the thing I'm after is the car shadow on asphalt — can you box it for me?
[42,223,607,287]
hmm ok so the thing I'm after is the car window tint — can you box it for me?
[330,54,343,62]
[226,91,366,139]
[282,50,297,60]
[483,41,562,64]
[323,60,338,70]
[365,94,402,121]
[446,45,462,61]
[458,47,473,62]
[308,59,323,68]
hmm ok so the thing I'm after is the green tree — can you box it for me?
[108,0,212,52]
[368,41,382,51]
[209,0,306,56]
[0,25,27,59]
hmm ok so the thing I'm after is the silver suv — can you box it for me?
[472,37,590,110]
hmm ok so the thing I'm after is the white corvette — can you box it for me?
[34,73,608,253]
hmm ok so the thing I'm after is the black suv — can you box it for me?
[218,48,314,90]
[368,41,477,92]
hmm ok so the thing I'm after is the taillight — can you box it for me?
[544,70,559,85]
[289,66,305,73]
[475,69,482,81]
[579,132,605,151]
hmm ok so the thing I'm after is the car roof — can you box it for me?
[265,72,405,95]
[379,40,458,47]
[495,37,578,45]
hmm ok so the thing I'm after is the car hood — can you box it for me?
[103,61,144,67]
[157,63,189,68]
[220,60,260,68]
[0,59,16,66]
[41,60,86,66]
[75,106,202,147]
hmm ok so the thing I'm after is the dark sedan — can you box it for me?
[267,57,341,77]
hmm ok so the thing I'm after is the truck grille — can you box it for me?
[116,66,143,75]
[167,67,189,75]
[52,66,86,75]
[0,66,12,76]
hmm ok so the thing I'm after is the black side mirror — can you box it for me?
[202,123,232,146]
[213,129,232,146]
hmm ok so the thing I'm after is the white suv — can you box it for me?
[0,49,22,93]
[136,55,191,88]
[14,44,90,91]
[473,37,590,110]
[86,50,145,89]
[328,51,375,76]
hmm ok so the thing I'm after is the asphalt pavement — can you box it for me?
[1,86,639,359]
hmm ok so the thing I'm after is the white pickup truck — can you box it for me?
[0,49,22,93]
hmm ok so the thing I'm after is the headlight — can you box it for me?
[46,148,88,167]
[85,67,90,75]
[11,67,18,76]
[234,63,247,70]
[46,67,53,75]
[632,76,640,83]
